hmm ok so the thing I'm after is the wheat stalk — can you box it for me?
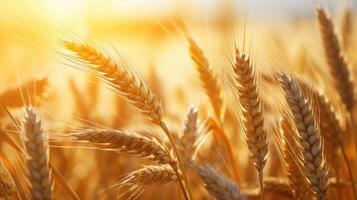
[233,49,268,199]
[196,165,246,200]
[22,106,53,200]
[316,6,355,113]
[279,73,328,200]
[64,41,192,199]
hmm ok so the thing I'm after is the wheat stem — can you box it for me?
[258,171,265,200]
[207,118,241,184]
[160,122,192,200]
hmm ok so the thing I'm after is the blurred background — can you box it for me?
[0,0,353,93]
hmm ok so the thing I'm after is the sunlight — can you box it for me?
[45,0,86,19]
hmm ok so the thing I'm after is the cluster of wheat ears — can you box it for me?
[1,4,357,200]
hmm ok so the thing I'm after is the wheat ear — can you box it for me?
[279,73,328,200]
[120,164,177,186]
[64,41,191,199]
[69,129,173,164]
[188,37,224,121]
[188,38,242,186]
[316,8,357,174]
[233,49,268,199]
[196,165,246,200]
[107,164,177,200]
[179,106,198,167]
[316,6,355,113]
[64,42,162,125]
[22,106,53,200]
[297,79,357,199]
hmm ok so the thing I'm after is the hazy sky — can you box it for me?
[188,0,350,18]
[238,0,348,17]
[4,0,350,21]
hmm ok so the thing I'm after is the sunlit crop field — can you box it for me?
[0,1,356,200]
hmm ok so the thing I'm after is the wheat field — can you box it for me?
[0,1,357,200]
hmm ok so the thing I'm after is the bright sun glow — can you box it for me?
[45,0,85,19]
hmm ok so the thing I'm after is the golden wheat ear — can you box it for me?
[316,6,355,113]
[63,41,163,125]
[67,128,174,164]
[22,106,53,200]
[178,106,198,167]
[232,49,268,199]
[102,164,177,200]
[195,164,246,200]
[298,79,357,200]
[187,37,242,185]
[278,73,328,200]
[188,37,224,121]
